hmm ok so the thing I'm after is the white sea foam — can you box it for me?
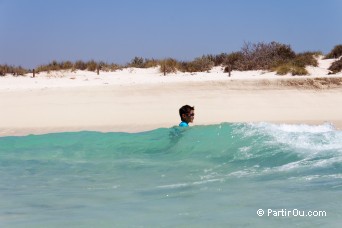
[156,178,223,190]
[251,122,335,133]
[228,122,342,177]
[227,169,259,178]
[290,174,342,181]
[248,122,342,153]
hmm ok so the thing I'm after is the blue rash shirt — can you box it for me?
[179,121,189,127]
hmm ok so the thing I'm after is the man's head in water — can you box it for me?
[179,105,195,126]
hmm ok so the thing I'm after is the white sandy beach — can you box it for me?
[1,57,342,136]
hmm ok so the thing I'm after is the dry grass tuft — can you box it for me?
[274,64,308,76]
[159,58,178,75]
[0,64,28,76]
[178,56,215,73]
[36,60,123,73]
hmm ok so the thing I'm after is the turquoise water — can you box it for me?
[0,123,341,227]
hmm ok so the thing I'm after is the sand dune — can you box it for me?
[1,57,342,136]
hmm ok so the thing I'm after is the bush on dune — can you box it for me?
[180,56,215,72]
[144,59,159,68]
[325,45,342,74]
[37,60,78,72]
[204,53,229,66]
[292,52,320,67]
[36,60,61,72]
[324,45,342,59]
[168,55,216,73]
[86,60,98,71]
[328,58,342,74]
[159,58,178,75]
[127,57,159,68]
[220,41,318,76]
[233,41,296,71]
[223,52,244,73]
[2,42,342,76]
[73,60,87,71]
[100,62,122,72]
[36,60,120,73]
[273,51,320,76]
[274,63,308,76]
[0,64,28,76]
[128,57,145,68]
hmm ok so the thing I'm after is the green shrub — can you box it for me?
[36,62,53,72]
[203,53,229,66]
[110,63,122,71]
[127,57,159,68]
[274,43,297,60]
[184,56,214,72]
[215,53,230,66]
[144,58,159,68]
[86,60,98,71]
[274,64,291,75]
[62,61,73,69]
[292,52,319,67]
[17,66,28,75]
[328,58,342,74]
[74,60,87,70]
[48,60,60,71]
[175,61,188,73]
[100,63,122,72]
[291,66,308,75]
[35,65,44,73]
[128,56,145,68]
[37,60,80,72]
[274,63,308,76]
[36,60,123,73]
[51,61,60,71]
[223,52,244,71]
[325,45,342,59]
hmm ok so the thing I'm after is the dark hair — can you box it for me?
[179,105,194,121]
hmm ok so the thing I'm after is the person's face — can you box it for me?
[182,110,195,123]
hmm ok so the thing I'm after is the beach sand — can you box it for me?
[1,57,342,136]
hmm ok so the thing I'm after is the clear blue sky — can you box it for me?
[1,0,341,69]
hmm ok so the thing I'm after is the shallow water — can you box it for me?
[0,123,341,227]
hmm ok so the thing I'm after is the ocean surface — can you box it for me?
[0,122,341,227]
